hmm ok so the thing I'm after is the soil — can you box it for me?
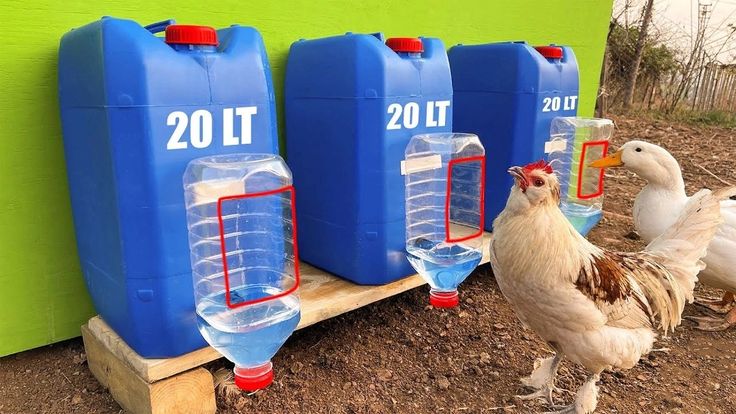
[1,114,735,414]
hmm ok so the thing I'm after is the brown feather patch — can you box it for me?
[576,252,632,304]
[577,251,682,331]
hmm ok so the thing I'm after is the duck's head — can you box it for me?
[590,140,683,187]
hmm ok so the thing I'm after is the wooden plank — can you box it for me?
[82,325,216,414]
[86,231,492,383]
[87,317,222,384]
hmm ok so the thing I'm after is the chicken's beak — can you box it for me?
[508,166,529,192]
[589,150,624,168]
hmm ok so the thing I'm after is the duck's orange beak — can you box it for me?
[589,150,623,168]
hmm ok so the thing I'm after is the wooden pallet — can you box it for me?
[81,232,491,414]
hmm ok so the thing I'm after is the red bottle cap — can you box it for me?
[534,45,563,59]
[234,365,274,391]
[165,25,218,46]
[386,37,424,53]
[429,291,460,308]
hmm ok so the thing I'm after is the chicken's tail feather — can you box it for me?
[646,186,735,305]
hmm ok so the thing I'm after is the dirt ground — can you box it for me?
[1,114,735,414]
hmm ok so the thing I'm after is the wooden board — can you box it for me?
[82,325,216,414]
[85,231,491,384]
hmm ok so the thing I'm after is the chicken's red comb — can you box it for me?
[522,160,554,174]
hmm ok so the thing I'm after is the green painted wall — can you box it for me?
[0,0,613,356]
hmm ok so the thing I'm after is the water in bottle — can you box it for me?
[184,154,300,391]
[403,133,485,308]
[546,117,613,236]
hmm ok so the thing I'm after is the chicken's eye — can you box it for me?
[533,178,545,187]
[635,147,642,152]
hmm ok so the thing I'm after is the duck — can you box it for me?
[591,140,736,330]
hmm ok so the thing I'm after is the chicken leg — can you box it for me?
[687,306,736,331]
[695,291,735,314]
[545,373,600,414]
[516,353,566,405]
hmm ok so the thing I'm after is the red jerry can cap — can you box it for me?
[386,37,424,53]
[165,25,219,46]
[534,45,564,59]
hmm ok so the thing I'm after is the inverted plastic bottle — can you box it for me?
[403,133,486,308]
[183,154,301,391]
[546,117,613,235]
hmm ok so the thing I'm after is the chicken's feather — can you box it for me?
[576,251,674,332]
[574,187,732,334]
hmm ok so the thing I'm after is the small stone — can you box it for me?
[458,311,469,318]
[493,323,506,330]
[712,382,721,390]
[289,361,303,374]
[490,371,501,379]
[73,353,87,365]
[71,395,82,405]
[234,397,248,410]
[369,384,376,390]
[663,396,685,409]
[436,375,450,390]
[25,369,31,374]
[636,374,647,381]
[376,369,393,382]
[424,305,433,311]
[72,371,80,376]
[479,352,492,364]
[342,382,352,390]
[465,298,474,304]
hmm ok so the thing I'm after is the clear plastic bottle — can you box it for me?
[183,154,300,391]
[403,133,485,308]
[546,117,613,235]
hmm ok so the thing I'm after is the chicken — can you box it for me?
[489,160,731,413]
[591,140,736,331]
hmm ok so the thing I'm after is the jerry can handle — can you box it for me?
[144,19,175,34]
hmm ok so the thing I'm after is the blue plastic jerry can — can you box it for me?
[448,42,579,230]
[58,17,279,357]
[285,34,453,285]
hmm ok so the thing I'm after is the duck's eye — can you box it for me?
[533,178,545,187]
[635,147,642,152]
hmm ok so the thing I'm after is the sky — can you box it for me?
[614,0,736,63]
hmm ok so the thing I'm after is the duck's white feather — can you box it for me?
[623,141,736,293]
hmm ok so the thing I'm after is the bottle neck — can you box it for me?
[397,51,422,59]
[170,44,217,53]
